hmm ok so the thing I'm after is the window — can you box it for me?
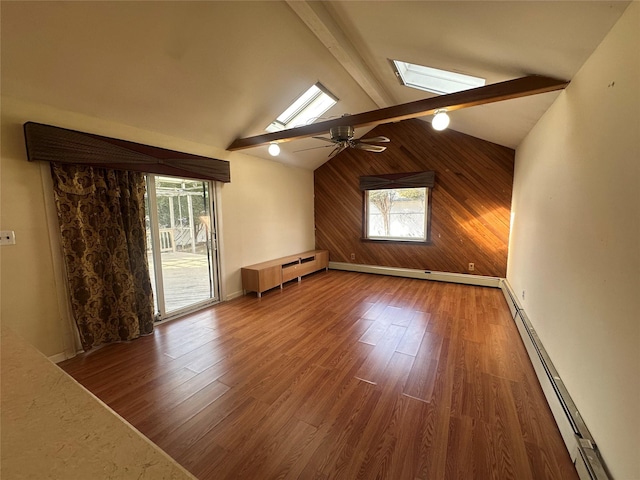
[365,187,429,242]
[265,83,337,132]
[360,171,435,243]
[391,60,485,95]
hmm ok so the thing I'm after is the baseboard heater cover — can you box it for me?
[328,262,501,288]
[500,280,610,480]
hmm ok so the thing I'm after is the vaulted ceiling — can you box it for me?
[1,1,629,170]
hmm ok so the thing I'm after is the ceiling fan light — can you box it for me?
[432,110,450,131]
[268,142,281,156]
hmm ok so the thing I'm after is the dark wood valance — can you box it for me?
[24,122,230,183]
[359,171,434,191]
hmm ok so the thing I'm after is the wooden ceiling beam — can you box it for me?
[227,75,569,152]
[285,0,393,109]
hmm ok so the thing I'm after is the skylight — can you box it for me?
[392,60,485,95]
[266,83,337,133]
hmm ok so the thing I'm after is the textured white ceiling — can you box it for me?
[1,1,630,169]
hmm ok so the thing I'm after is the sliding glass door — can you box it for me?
[145,175,220,320]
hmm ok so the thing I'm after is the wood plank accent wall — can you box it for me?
[314,119,515,277]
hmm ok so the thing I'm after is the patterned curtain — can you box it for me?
[50,163,155,350]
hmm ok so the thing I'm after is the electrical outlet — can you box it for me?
[0,230,16,245]
[522,290,526,300]
[468,262,474,271]
[350,253,356,261]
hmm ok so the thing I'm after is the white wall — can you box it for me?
[507,3,639,478]
[220,152,315,298]
[0,97,315,357]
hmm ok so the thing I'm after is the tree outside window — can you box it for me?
[365,187,429,241]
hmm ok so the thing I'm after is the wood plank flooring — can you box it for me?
[60,270,578,480]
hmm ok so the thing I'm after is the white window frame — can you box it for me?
[266,82,337,132]
[364,186,431,243]
[392,60,485,95]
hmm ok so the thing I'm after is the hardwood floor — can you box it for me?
[60,270,578,480]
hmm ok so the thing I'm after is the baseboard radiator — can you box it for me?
[328,262,501,288]
[500,280,610,480]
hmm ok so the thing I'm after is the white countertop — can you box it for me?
[0,326,197,480]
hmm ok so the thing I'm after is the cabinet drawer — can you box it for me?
[297,259,319,276]
[282,263,300,282]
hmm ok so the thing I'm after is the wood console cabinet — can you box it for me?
[241,250,329,297]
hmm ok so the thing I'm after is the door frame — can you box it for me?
[146,174,222,323]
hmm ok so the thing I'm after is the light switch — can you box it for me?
[0,230,16,245]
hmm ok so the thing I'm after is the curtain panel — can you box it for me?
[50,163,155,350]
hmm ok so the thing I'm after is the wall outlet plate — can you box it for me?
[0,230,16,245]
[468,262,475,271]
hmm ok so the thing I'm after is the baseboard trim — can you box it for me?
[225,290,244,301]
[500,279,610,480]
[328,262,501,288]
[48,352,70,364]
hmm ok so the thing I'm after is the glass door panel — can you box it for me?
[145,175,219,319]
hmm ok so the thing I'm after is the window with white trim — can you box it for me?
[360,171,434,243]
[365,187,429,242]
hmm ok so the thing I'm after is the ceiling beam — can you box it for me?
[286,0,393,109]
[227,75,569,151]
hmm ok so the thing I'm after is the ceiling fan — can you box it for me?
[303,124,390,158]
[227,75,569,153]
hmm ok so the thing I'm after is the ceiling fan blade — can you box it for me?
[312,136,338,144]
[328,143,348,158]
[354,143,387,153]
[358,136,390,144]
[293,144,334,153]
[227,75,569,151]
